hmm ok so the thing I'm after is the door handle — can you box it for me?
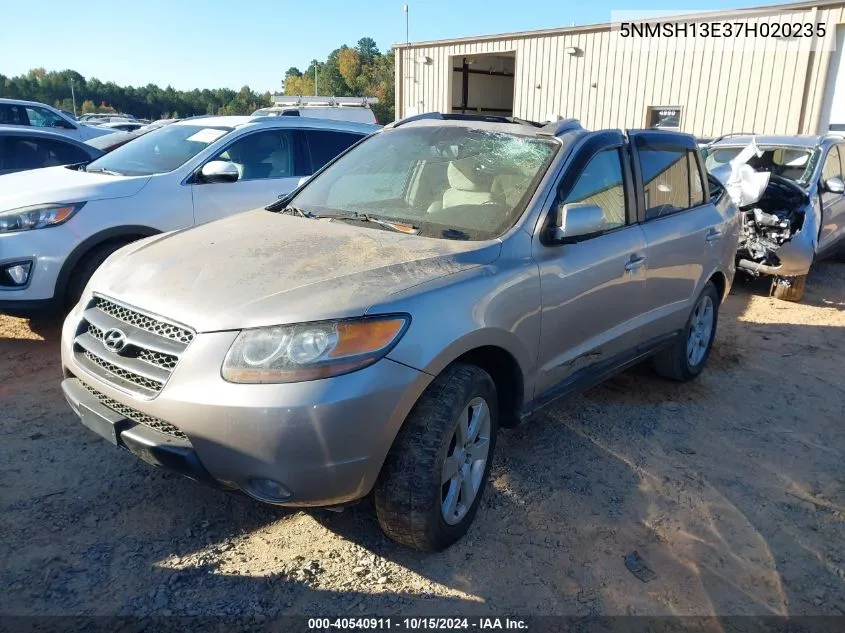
[624,255,647,272]
[705,228,723,243]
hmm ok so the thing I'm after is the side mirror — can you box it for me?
[297,175,311,187]
[553,202,607,241]
[824,176,845,194]
[200,160,240,183]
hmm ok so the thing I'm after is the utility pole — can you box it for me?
[404,3,409,44]
[70,78,77,117]
[313,59,319,96]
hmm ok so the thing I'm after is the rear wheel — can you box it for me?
[653,282,720,382]
[65,241,129,312]
[374,363,498,551]
[770,274,807,302]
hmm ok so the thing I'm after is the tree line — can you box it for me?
[283,37,395,123]
[0,68,272,119]
[0,36,395,123]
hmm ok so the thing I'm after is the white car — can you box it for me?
[0,115,378,313]
[0,98,113,142]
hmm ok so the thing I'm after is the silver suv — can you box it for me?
[60,114,739,551]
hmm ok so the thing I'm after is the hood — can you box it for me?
[0,166,151,211]
[91,209,502,331]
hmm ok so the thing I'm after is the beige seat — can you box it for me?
[427,161,498,213]
[491,172,530,207]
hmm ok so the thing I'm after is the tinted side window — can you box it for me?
[560,148,626,229]
[210,130,298,180]
[639,148,691,220]
[822,146,841,181]
[5,138,45,170]
[305,130,364,173]
[689,151,704,206]
[39,139,91,164]
[0,105,29,126]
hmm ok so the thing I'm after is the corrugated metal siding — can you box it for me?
[396,3,845,135]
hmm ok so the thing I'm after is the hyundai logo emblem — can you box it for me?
[102,328,128,353]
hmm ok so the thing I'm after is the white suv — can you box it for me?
[0,98,112,142]
[0,115,378,313]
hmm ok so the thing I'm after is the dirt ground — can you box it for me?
[1,264,844,619]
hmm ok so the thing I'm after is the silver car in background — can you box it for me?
[61,114,738,551]
[704,133,845,301]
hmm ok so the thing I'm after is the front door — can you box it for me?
[532,133,648,405]
[630,131,726,342]
[819,145,845,253]
[191,129,305,225]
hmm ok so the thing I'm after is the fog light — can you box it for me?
[246,478,291,503]
[2,261,32,287]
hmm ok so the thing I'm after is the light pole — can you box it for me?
[70,78,77,117]
[313,59,319,96]
[404,3,409,44]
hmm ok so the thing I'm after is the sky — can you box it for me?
[2,0,769,93]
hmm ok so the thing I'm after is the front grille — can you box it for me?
[137,349,179,370]
[95,297,194,344]
[79,380,187,440]
[73,295,195,398]
[87,323,179,370]
[83,351,165,392]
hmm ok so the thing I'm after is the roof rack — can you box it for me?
[386,112,543,129]
[537,117,583,137]
[268,96,379,108]
[705,132,759,146]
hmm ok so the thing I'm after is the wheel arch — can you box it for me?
[54,225,161,301]
[707,269,728,303]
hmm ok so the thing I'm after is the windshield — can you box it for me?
[704,145,817,185]
[288,126,558,240]
[84,124,233,176]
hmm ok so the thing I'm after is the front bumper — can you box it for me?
[61,323,432,507]
[0,230,70,311]
[61,377,227,489]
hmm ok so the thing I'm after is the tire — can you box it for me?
[374,363,498,552]
[653,281,720,382]
[65,241,128,312]
[770,274,807,302]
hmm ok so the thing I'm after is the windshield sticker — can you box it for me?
[186,128,227,144]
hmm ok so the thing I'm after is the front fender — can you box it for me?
[373,253,541,410]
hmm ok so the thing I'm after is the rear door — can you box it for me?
[190,128,307,225]
[818,144,845,252]
[630,130,727,343]
[532,131,649,405]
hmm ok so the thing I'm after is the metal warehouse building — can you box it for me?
[393,0,845,136]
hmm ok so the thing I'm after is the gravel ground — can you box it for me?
[1,263,844,618]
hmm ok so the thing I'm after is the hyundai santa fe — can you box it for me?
[61,113,739,551]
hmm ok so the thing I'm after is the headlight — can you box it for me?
[222,315,410,383]
[0,202,85,233]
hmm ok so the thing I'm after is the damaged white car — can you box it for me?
[704,134,845,301]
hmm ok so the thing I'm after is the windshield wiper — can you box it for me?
[273,207,420,234]
[328,213,421,235]
[85,167,124,176]
[278,206,315,218]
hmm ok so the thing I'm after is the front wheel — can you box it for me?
[374,363,498,551]
[653,281,720,382]
[65,241,129,312]
[770,274,807,302]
